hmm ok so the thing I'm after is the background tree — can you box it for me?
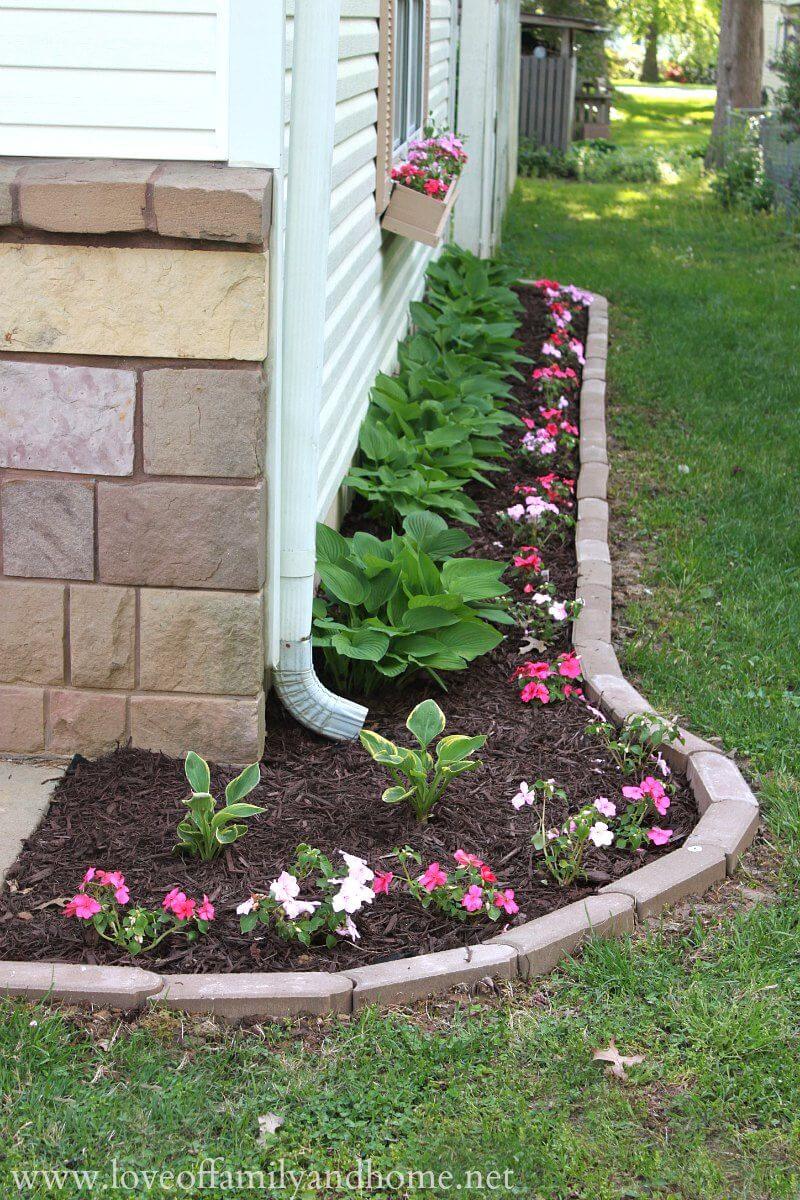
[709,0,764,152]
[610,0,720,82]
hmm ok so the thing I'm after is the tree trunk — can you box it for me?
[708,0,764,161]
[641,23,660,83]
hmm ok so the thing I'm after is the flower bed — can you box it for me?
[0,273,702,977]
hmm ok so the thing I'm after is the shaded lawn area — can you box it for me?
[2,88,800,1200]
[610,84,715,152]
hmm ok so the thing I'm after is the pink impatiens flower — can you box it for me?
[647,827,673,846]
[623,776,670,816]
[454,849,483,869]
[461,884,484,912]
[196,895,215,922]
[162,888,197,921]
[418,863,448,892]
[557,651,582,679]
[520,680,551,704]
[493,889,519,916]
[512,781,534,810]
[373,871,394,895]
[594,796,617,818]
[64,893,101,920]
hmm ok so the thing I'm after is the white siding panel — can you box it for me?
[0,1,228,159]
[330,161,376,230]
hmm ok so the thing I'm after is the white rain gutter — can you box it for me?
[273,0,367,741]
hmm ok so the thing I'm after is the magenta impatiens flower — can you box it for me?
[461,884,484,912]
[557,651,582,679]
[418,863,448,892]
[647,827,673,846]
[64,893,102,920]
[196,895,216,922]
[520,680,551,704]
[373,871,394,895]
[162,888,197,921]
[493,888,519,915]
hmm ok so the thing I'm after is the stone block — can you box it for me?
[1,478,94,580]
[139,589,263,695]
[0,361,135,475]
[577,497,609,524]
[0,581,64,685]
[686,800,760,873]
[0,160,22,223]
[576,537,611,565]
[97,481,265,590]
[151,163,272,244]
[575,516,608,545]
[17,159,155,234]
[0,762,61,883]
[687,752,758,814]
[142,367,265,478]
[156,972,351,1018]
[586,332,608,359]
[581,379,606,408]
[578,559,613,592]
[0,686,45,753]
[601,845,726,919]
[583,358,606,382]
[70,585,136,690]
[0,243,268,360]
[487,894,634,979]
[659,727,719,774]
[344,944,518,1010]
[576,463,608,501]
[48,689,127,757]
[573,601,612,646]
[0,962,161,1010]
[130,693,265,765]
[595,675,653,726]
[577,641,622,690]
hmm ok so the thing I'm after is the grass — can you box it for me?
[609,85,715,151]
[2,86,800,1199]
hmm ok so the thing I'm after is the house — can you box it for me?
[763,0,800,97]
[0,0,520,765]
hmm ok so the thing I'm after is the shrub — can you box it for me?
[176,752,264,861]
[360,699,485,822]
[312,512,512,694]
[772,40,800,142]
[518,136,693,184]
[711,120,775,213]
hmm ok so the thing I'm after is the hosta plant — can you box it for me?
[360,699,486,822]
[425,246,522,327]
[176,752,264,861]
[393,846,518,920]
[64,868,214,955]
[312,513,512,694]
[236,846,379,947]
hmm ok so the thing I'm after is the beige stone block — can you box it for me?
[488,894,634,979]
[70,585,135,690]
[686,800,760,873]
[0,962,161,1010]
[0,686,45,753]
[48,689,127,756]
[152,164,272,244]
[0,243,268,360]
[344,944,518,1010]
[130,692,265,765]
[139,589,263,695]
[97,481,265,590]
[0,581,64,685]
[142,367,265,478]
[601,845,726,919]
[156,972,351,1019]
[0,762,62,883]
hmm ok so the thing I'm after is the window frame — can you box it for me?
[376,0,431,214]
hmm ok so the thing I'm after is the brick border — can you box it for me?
[0,288,760,1016]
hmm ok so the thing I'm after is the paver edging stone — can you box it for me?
[0,285,759,1016]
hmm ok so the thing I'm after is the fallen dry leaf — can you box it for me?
[592,1040,645,1080]
[257,1113,284,1145]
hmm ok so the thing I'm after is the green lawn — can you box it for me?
[610,84,715,151]
[2,87,800,1200]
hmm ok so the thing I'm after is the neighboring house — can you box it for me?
[763,0,800,97]
[0,0,520,765]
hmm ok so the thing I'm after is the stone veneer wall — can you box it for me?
[0,160,273,765]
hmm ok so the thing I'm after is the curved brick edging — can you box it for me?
[0,288,760,1017]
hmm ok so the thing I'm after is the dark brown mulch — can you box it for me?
[0,288,697,974]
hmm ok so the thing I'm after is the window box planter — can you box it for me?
[380,177,460,247]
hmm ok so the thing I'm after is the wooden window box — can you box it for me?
[380,176,460,247]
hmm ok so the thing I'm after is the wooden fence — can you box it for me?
[519,53,577,152]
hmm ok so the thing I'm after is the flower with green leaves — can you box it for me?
[360,699,486,823]
[176,751,265,861]
[584,711,682,777]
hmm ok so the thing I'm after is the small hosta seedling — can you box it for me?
[360,699,486,823]
[176,751,265,861]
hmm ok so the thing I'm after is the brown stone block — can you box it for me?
[139,589,264,695]
[48,689,127,757]
[2,478,94,580]
[70,585,136,690]
[344,944,518,1010]
[130,692,265,765]
[0,686,45,753]
[142,367,265,478]
[152,164,272,244]
[18,159,156,234]
[97,481,265,590]
[0,581,64,685]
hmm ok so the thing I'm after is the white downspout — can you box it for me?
[273,0,367,740]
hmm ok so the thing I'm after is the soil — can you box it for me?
[0,288,697,974]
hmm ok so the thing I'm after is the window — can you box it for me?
[376,0,430,212]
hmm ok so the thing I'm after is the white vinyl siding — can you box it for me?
[285,0,455,522]
[0,0,230,160]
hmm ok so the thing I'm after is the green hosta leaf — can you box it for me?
[359,729,404,765]
[211,803,264,829]
[382,784,412,805]
[374,655,410,678]
[318,562,368,606]
[184,751,210,795]
[224,763,261,805]
[406,698,446,749]
[331,628,390,662]
[440,558,508,601]
[184,792,214,817]
[215,823,247,845]
[316,523,349,565]
[401,605,461,632]
[435,733,486,764]
[435,618,504,660]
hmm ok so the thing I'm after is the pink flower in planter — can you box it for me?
[373,871,394,895]
[64,893,101,920]
[418,863,448,891]
[594,796,617,818]
[513,547,543,571]
[196,895,216,922]
[647,827,673,846]
[520,680,551,704]
[524,660,553,680]
[558,651,582,679]
[480,864,498,883]
[624,776,670,815]
[493,889,519,915]
[162,888,196,921]
[461,884,484,912]
[563,684,583,699]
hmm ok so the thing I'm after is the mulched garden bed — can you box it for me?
[0,286,697,973]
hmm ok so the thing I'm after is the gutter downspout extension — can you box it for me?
[274,0,368,741]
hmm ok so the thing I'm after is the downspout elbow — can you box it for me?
[274,641,367,742]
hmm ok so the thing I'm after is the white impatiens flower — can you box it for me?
[512,781,534,810]
[282,898,320,920]
[269,871,300,905]
[531,592,551,606]
[332,876,375,915]
[588,821,614,848]
[339,852,374,886]
[335,916,361,942]
[236,897,256,916]
[548,601,568,621]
